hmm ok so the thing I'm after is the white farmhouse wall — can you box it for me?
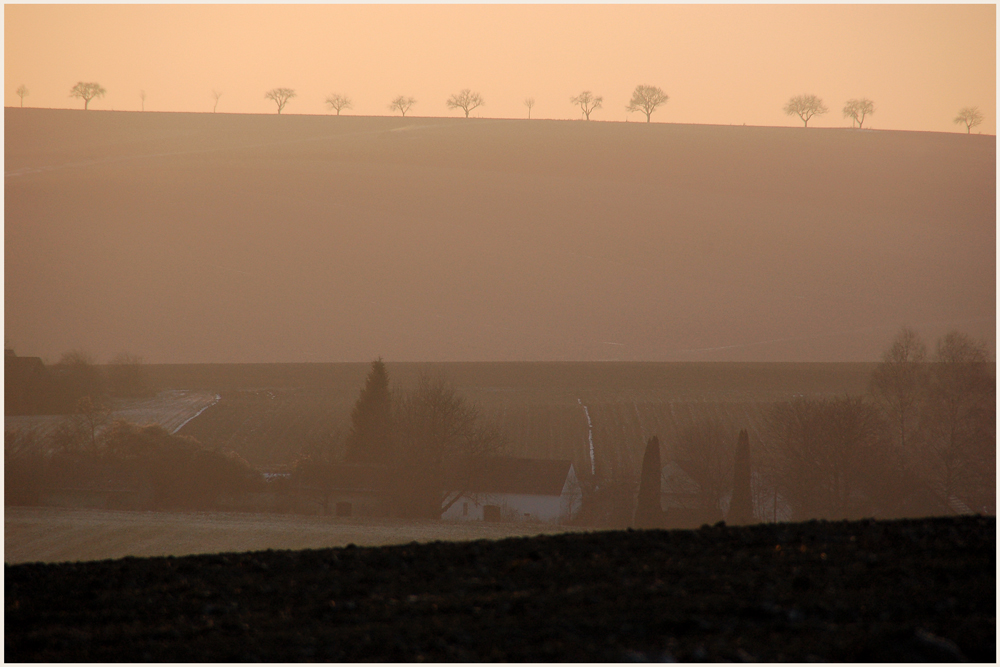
[443,493,565,523]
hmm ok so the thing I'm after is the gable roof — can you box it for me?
[459,457,574,496]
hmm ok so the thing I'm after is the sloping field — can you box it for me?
[4,390,218,449]
[3,506,589,565]
[5,109,994,363]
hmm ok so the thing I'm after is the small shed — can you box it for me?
[441,457,582,524]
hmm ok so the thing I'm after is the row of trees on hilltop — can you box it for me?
[271,84,670,121]
[785,93,985,133]
[13,80,986,132]
[293,359,507,519]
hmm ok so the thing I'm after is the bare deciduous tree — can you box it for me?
[783,94,828,127]
[524,97,535,119]
[264,87,296,114]
[139,89,146,112]
[762,396,891,520]
[391,373,506,518]
[446,89,484,118]
[953,106,984,134]
[212,89,223,113]
[921,332,994,502]
[325,93,352,116]
[388,95,416,117]
[69,82,106,110]
[16,84,28,108]
[571,90,603,120]
[869,327,927,453]
[843,97,874,128]
[626,84,669,122]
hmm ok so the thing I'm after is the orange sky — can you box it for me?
[4,4,995,134]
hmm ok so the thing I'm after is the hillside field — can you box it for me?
[5,109,994,364]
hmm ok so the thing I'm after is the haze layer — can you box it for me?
[5,110,995,363]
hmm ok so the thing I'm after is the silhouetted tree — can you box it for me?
[784,94,828,127]
[843,98,874,128]
[55,395,112,455]
[16,84,28,108]
[446,89,484,118]
[953,106,984,134]
[212,89,223,113]
[633,435,664,528]
[139,89,146,112]
[626,84,669,122]
[921,332,994,503]
[389,95,416,117]
[870,327,927,454]
[762,396,891,520]
[524,97,535,119]
[345,359,393,464]
[265,87,296,114]
[728,429,753,524]
[69,82,106,110]
[391,373,505,518]
[325,93,352,115]
[571,91,602,120]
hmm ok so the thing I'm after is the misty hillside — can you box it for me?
[5,109,994,363]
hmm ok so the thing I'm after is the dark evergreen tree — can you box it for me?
[728,429,754,524]
[345,359,392,464]
[633,435,664,528]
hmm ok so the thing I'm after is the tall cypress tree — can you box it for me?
[345,359,392,464]
[633,435,664,529]
[728,429,754,525]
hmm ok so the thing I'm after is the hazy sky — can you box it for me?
[4,4,995,134]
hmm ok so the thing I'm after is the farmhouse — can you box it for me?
[441,457,582,524]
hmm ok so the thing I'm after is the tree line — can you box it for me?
[6,330,993,525]
[11,80,986,133]
[626,327,994,530]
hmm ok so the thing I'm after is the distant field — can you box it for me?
[4,390,219,451]
[3,506,590,565]
[165,361,877,473]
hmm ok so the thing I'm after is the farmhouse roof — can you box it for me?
[458,457,574,496]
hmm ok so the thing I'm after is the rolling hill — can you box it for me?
[5,109,994,363]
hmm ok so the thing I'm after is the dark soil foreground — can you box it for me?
[5,516,995,662]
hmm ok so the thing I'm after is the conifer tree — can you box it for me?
[345,359,392,464]
[633,435,664,528]
[728,429,754,524]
